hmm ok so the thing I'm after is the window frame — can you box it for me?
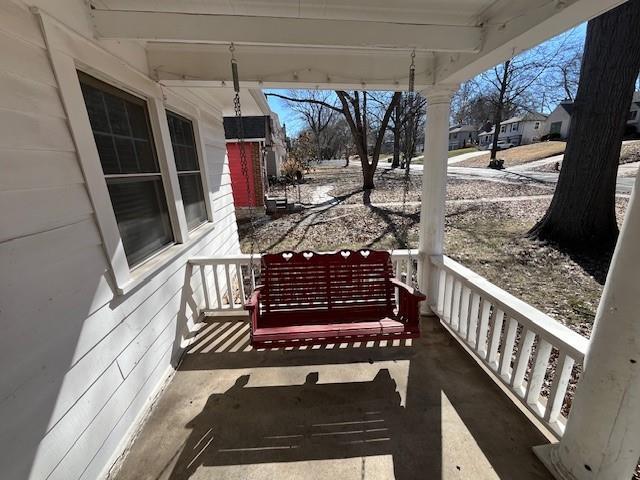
[78,71,177,267]
[164,106,213,230]
[38,12,214,295]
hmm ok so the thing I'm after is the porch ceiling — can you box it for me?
[90,0,626,89]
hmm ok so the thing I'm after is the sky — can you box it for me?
[266,24,588,138]
[265,91,306,136]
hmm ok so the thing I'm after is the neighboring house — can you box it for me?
[267,112,287,177]
[448,125,478,150]
[545,92,640,138]
[223,112,287,217]
[545,100,574,139]
[478,113,547,148]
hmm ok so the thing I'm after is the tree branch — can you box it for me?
[265,92,343,113]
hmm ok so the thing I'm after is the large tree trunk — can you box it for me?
[529,0,640,254]
[362,162,375,190]
[490,60,510,163]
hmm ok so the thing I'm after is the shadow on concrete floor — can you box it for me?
[169,369,433,480]
[114,317,552,480]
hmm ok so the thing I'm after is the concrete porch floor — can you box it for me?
[111,315,553,480]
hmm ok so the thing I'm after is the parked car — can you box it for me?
[496,140,515,150]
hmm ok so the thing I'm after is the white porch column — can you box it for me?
[535,172,640,479]
[418,85,457,314]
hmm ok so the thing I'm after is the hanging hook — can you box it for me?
[408,49,416,93]
[229,42,240,93]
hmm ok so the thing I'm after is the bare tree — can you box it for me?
[323,118,353,166]
[335,91,401,189]
[450,81,479,125]
[275,90,336,161]
[384,93,426,168]
[530,0,640,254]
[468,37,579,164]
[268,91,400,190]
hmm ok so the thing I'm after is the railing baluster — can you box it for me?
[458,286,471,338]
[476,300,492,357]
[466,293,480,346]
[394,260,401,307]
[225,264,235,309]
[499,318,518,380]
[436,269,446,315]
[406,258,414,286]
[511,328,536,395]
[236,262,246,306]
[451,280,462,330]
[486,309,505,369]
[545,352,575,425]
[250,264,256,292]
[526,338,553,411]
[443,273,454,323]
[200,264,211,310]
[213,265,223,309]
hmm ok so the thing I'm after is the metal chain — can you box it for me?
[398,50,417,287]
[230,43,258,285]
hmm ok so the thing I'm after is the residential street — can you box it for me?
[391,161,635,195]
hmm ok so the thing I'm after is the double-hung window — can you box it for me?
[166,111,208,230]
[78,72,174,267]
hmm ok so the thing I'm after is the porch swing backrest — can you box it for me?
[260,250,396,323]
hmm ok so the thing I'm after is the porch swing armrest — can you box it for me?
[390,278,426,325]
[244,286,264,310]
[390,278,426,301]
[245,286,264,333]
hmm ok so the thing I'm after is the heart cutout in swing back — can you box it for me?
[302,252,314,260]
[282,252,294,261]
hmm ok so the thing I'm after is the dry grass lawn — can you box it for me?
[457,141,566,168]
[241,163,629,335]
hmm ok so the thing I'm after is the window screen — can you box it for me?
[166,111,208,230]
[78,72,174,267]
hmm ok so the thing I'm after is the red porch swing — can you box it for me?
[227,45,426,347]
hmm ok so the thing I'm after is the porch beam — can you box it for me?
[148,44,435,91]
[534,171,640,478]
[417,85,457,314]
[91,10,483,53]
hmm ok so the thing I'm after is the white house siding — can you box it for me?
[544,106,572,139]
[521,121,544,144]
[0,2,239,480]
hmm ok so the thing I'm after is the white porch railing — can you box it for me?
[189,249,420,312]
[430,255,588,438]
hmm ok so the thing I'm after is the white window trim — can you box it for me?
[35,10,211,295]
[162,90,216,226]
